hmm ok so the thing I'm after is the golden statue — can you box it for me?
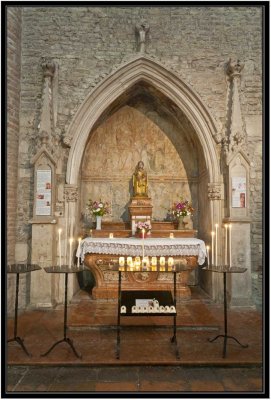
[133,161,148,197]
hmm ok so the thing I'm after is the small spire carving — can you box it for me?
[224,58,248,164]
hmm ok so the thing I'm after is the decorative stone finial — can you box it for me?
[135,22,150,53]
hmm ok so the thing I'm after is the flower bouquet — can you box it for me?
[86,199,111,230]
[86,199,111,216]
[135,220,152,238]
[170,198,194,229]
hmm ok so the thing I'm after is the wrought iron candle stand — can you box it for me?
[7,264,41,356]
[202,264,248,358]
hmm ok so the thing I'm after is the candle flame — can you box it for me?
[58,228,62,234]
[211,231,215,236]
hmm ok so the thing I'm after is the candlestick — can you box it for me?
[206,245,210,266]
[215,224,218,266]
[229,224,232,267]
[58,228,62,268]
[69,237,73,269]
[142,228,145,259]
[224,224,228,265]
[211,231,215,266]
[77,237,81,267]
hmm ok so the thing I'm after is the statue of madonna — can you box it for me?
[133,161,148,197]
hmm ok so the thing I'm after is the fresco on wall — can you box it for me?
[81,105,198,223]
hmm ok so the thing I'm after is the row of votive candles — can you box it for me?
[118,256,174,270]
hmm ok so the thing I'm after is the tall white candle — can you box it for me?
[224,224,228,265]
[58,228,62,268]
[142,228,145,259]
[206,245,210,266]
[215,224,218,266]
[69,237,73,268]
[77,237,81,268]
[229,224,232,267]
[211,231,215,266]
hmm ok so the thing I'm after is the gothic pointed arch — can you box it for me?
[65,55,221,185]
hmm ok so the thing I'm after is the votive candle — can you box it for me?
[119,257,125,266]
[127,257,133,266]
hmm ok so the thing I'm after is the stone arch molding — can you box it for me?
[65,55,221,185]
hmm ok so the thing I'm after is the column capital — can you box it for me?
[208,182,222,200]
[64,185,78,202]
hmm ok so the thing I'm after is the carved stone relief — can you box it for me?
[81,105,197,221]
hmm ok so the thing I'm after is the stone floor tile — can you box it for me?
[190,379,225,391]
[95,381,139,391]
[139,380,185,391]
[97,366,139,382]
[56,366,99,381]
[49,381,96,392]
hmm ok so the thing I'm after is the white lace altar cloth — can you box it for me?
[77,237,207,265]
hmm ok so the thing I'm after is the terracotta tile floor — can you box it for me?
[7,287,263,367]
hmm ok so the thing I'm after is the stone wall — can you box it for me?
[7,7,21,263]
[9,6,262,308]
[7,8,22,313]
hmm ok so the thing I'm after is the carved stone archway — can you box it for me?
[65,55,221,186]
[64,55,223,301]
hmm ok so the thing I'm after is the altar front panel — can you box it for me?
[78,237,206,300]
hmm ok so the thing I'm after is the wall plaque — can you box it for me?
[36,169,52,215]
[232,176,246,208]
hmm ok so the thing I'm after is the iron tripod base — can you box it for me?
[208,334,248,358]
[40,337,82,359]
[8,336,32,357]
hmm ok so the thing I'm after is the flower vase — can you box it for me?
[96,215,102,230]
[178,217,185,230]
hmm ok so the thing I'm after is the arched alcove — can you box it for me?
[80,81,204,229]
[65,55,222,297]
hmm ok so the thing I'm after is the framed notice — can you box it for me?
[36,169,52,216]
[232,177,246,208]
